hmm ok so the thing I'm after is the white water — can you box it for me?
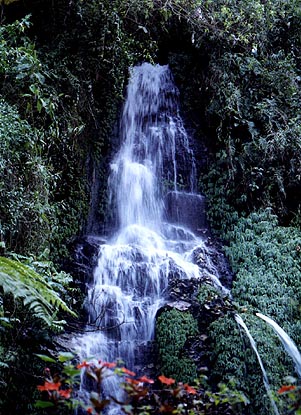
[235,314,280,415]
[73,63,226,406]
[256,312,301,379]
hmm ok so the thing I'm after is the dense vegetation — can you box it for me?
[156,309,198,384]
[0,0,301,414]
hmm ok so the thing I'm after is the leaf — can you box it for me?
[58,352,75,362]
[34,400,55,408]
[63,366,81,378]
[37,99,42,113]
[0,256,76,329]
[158,375,176,385]
[0,317,13,328]
[34,72,45,84]
[36,354,57,363]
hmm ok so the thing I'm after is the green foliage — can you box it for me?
[0,254,76,414]
[0,1,301,415]
[226,210,301,321]
[0,98,56,254]
[0,15,61,123]
[208,210,301,414]
[183,7,301,411]
[197,282,223,306]
[203,44,301,221]
[14,250,78,307]
[0,255,76,329]
[156,309,198,383]
[0,15,86,259]
[164,0,301,230]
[209,313,298,414]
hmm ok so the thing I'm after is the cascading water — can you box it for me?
[256,312,301,379]
[73,63,227,408]
[235,314,280,415]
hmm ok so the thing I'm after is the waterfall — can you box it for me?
[256,312,301,379]
[73,63,227,408]
[235,314,280,415]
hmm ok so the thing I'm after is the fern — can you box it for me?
[0,256,76,329]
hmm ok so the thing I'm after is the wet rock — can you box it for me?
[168,276,201,305]
[63,235,105,289]
[164,191,207,232]
[191,238,233,289]
[165,300,192,311]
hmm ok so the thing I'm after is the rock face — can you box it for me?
[63,235,105,290]
[57,235,106,342]
[165,300,192,311]
[165,191,207,232]
[191,236,233,289]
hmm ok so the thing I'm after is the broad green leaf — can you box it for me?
[0,256,76,329]
[34,400,55,408]
[63,366,81,377]
[36,354,57,363]
[58,352,75,362]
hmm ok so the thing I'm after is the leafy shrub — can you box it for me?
[34,353,248,414]
[0,254,76,414]
[0,99,55,254]
[208,210,301,415]
[156,309,198,383]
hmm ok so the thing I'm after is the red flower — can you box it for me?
[158,375,175,385]
[37,381,61,391]
[100,361,116,369]
[58,389,72,399]
[77,361,90,369]
[121,367,136,377]
[125,377,140,385]
[137,375,154,384]
[86,408,94,414]
[277,385,296,394]
[184,383,197,394]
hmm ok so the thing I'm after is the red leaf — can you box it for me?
[158,375,175,385]
[77,361,91,369]
[100,361,116,369]
[58,389,72,399]
[277,385,296,394]
[125,377,140,385]
[121,367,136,377]
[37,381,61,391]
[137,375,154,384]
[184,383,197,394]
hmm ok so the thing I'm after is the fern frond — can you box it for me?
[0,256,76,328]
